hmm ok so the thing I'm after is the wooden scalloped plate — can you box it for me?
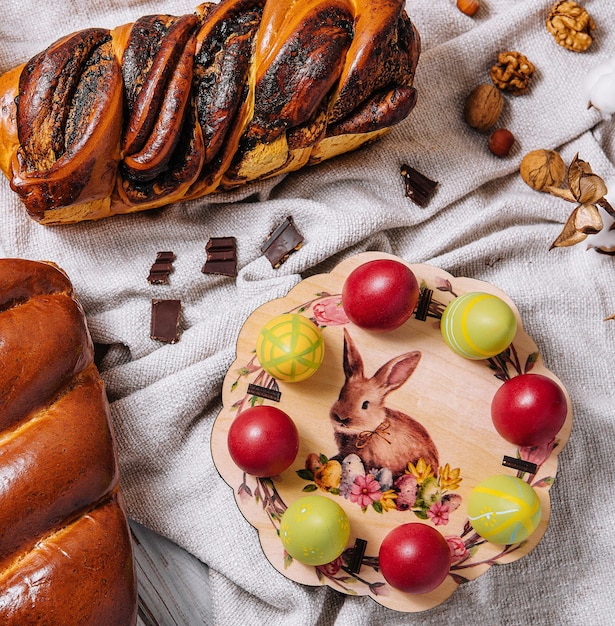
[210,252,572,612]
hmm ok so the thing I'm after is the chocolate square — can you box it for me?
[261,216,304,268]
[201,236,237,277]
[150,299,182,343]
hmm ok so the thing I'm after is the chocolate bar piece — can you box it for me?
[147,251,175,284]
[502,455,538,475]
[147,271,170,285]
[150,299,182,343]
[261,216,304,268]
[247,383,281,403]
[345,538,368,575]
[400,164,438,207]
[414,287,433,321]
[156,251,176,262]
[206,237,235,253]
[202,237,237,277]
[150,261,174,273]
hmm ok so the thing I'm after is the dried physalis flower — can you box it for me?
[567,156,606,204]
[520,149,567,192]
[490,51,535,95]
[546,1,595,52]
[551,204,604,248]
[549,154,611,249]
[520,151,615,252]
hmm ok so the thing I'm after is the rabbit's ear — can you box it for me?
[373,351,421,393]
[342,328,364,380]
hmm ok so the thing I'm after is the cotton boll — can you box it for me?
[583,57,615,116]
[589,78,615,115]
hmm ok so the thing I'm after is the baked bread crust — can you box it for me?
[0,0,420,224]
[0,258,137,625]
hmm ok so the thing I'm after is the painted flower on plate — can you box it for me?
[313,297,349,326]
[349,474,382,509]
[427,501,450,526]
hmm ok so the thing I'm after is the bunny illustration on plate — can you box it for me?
[329,328,439,477]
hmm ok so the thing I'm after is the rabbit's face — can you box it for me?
[330,376,386,432]
[330,328,421,434]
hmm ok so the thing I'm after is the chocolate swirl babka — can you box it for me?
[0,0,420,224]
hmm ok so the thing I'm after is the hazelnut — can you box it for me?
[488,129,515,157]
[463,84,504,131]
[457,0,480,16]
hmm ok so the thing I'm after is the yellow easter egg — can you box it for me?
[280,495,350,566]
[256,313,325,382]
[468,475,542,545]
[440,292,517,360]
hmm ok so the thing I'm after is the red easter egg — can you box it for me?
[378,523,451,594]
[341,259,419,332]
[491,373,568,447]
[227,406,300,477]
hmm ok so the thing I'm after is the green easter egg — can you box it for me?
[280,495,350,565]
[468,475,542,545]
[256,313,325,382]
[440,292,517,360]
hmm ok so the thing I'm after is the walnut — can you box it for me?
[490,51,535,95]
[546,1,595,52]
[463,84,503,131]
[520,149,567,191]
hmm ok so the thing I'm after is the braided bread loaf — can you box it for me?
[0,259,137,624]
[0,0,420,225]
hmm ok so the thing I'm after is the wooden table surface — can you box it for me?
[130,521,214,626]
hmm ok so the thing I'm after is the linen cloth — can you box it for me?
[1,0,614,624]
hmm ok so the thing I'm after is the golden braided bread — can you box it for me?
[0,259,137,624]
[0,0,420,224]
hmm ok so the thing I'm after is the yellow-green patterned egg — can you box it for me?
[256,313,325,382]
[280,495,350,566]
[468,475,542,545]
[440,292,517,360]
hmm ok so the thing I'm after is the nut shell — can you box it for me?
[463,84,503,131]
[520,149,566,191]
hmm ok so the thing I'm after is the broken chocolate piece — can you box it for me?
[415,287,433,321]
[201,236,237,277]
[206,237,235,252]
[400,164,438,207]
[150,261,174,273]
[502,455,538,475]
[147,251,175,284]
[150,299,182,343]
[261,216,304,268]
[247,382,281,403]
[345,538,368,575]
[147,271,170,285]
